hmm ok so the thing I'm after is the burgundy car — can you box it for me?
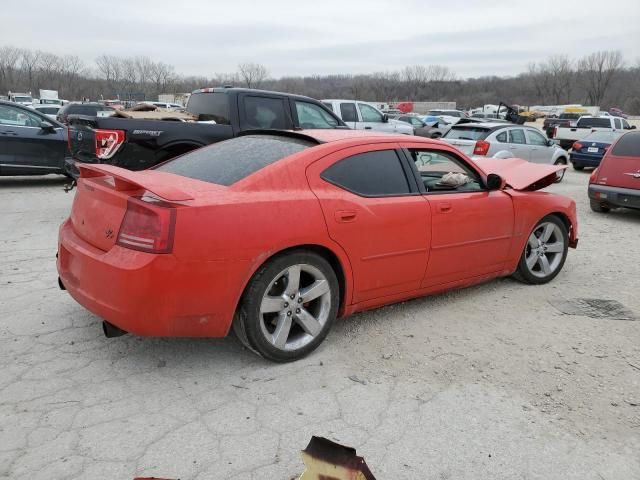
[588,131,640,212]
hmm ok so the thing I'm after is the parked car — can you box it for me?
[395,115,432,137]
[57,103,116,125]
[588,131,640,213]
[31,104,61,120]
[442,123,569,181]
[552,115,635,149]
[57,130,577,362]
[570,131,624,170]
[0,100,69,176]
[66,88,346,178]
[426,109,468,125]
[321,99,413,134]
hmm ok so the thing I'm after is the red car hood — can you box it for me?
[475,158,566,191]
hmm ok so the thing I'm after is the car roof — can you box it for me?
[242,129,440,147]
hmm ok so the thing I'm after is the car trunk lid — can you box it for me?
[70,164,213,252]
[595,154,640,190]
[441,138,477,155]
[475,157,566,191]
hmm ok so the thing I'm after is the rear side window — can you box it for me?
[610,133,640,157]
[578,118,611,128]
[155,135,314,185]
[496,131,507,143]
[243,96,288,129]
[295,101,339,129]
[340,103,358,122]
[614,118,622,129]
[444,127,489,141]
[187,92,230,124]
[321,150,411,197]
[509,129,526,144]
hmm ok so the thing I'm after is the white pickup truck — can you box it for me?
[321,99,414,135]
[553,116,635,149]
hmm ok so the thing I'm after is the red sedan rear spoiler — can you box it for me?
[78,164,195,201]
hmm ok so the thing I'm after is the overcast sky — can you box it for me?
[4,0,639,78]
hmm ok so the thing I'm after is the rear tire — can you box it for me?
[590,199,610,213]
[573,164,584,171]
[233,250,339,362]
[513,215,568,285]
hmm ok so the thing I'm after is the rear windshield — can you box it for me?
[186,92,230,124]
[578,118,611,128]
[444,126,490,141]
[611,132,640,157]
[560,113,582,120]
[154,135,315,185]
[37,107,59,114]
[64,105,114,116]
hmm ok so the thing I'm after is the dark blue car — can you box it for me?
[570,131,623,170]
[0,100,69,176]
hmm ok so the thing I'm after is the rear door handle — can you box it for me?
[438,202,452,213]
[335,210,357,222]
[0,131,17,136]
[364,126,372,130]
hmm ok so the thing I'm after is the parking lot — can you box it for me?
[1,161,639,479]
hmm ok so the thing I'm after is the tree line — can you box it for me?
[1,45,638,113]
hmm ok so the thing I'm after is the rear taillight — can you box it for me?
[551,127,557,138]
[473,140,490,156]
[589,168,599,184]
[572,142,583,150]
[95,129,125,160]
[117,197,176,254]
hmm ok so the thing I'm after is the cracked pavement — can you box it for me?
[1,171,639,479]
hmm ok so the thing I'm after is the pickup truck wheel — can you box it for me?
[233,251,339,362]
[513,216,568,285]
[590,199,610,213]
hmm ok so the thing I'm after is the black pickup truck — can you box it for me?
[66,87,346,176]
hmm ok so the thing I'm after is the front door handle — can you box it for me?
[0,131,17,136]
[335,210,357,223]
[438,202,452,213]
[364,126,372,130]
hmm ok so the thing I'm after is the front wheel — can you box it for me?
[573,164,584,171]
[554,158,567,183]
[513,216,568,285]
[233,251,339,362]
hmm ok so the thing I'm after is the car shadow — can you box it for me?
[0,175,69,188]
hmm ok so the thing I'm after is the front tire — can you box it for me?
[233,251,339,362]
[554,158,567,183]
[513,216,568,285]
[573,164,584,171]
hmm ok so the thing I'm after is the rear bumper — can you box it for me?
[588,184,640,210]
[57,219,248,337]
[570,152,603,167]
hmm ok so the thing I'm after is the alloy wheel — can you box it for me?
[524,222,565,278]
[259,264,332,351]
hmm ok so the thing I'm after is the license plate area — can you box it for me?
[587,147,599,153]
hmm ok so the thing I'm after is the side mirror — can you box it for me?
[40,120,55,132]
[631,125,637,130]
[382,113,389,123]
[486,173,504,191]
[547,139,555,147]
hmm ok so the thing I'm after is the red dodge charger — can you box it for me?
[58,130,578,361]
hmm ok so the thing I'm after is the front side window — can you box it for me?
[321,150,410,197]
[243,96,288,129]
[509,129,526,144]
[155,135,313,185]
[340,103,358,123]
[0,105,41,127]
[526,129,548,146]
[358,103,383,123]
[622,119,631,129]
[408,149,483,193]
[295,101,339,129]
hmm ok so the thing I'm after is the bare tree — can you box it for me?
[20,48,41,91]
[237,63,268,89]
[577,50,624,105]
[0,45,22,91]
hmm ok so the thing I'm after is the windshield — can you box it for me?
[444,127,490,140]
[583,131,621,143]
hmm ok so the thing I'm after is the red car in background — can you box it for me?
[57,131,577,362]
[589,131,640,213]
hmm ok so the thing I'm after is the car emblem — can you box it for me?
[77,132,83,141]
[592,143,596,146]
[623,172,640,179]
[105,228,114,239]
